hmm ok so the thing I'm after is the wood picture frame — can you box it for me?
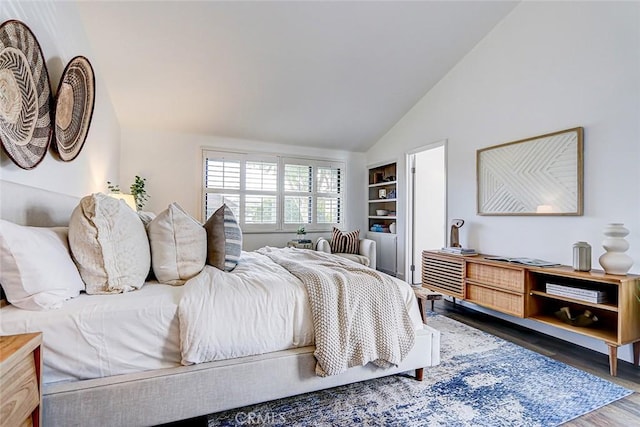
[477,127,584,216]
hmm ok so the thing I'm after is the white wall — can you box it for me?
[367,1,640,362]
[0,1,121,197]
[120,128,366,250]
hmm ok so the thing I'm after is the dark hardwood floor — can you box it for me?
[433,299,640,426]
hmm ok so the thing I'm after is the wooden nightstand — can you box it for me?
[0,333,43,427]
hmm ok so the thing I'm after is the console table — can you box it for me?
[422,250,640,376]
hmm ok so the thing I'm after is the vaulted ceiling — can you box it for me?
[76,1,518,152]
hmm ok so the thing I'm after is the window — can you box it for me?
[203,150,344,232]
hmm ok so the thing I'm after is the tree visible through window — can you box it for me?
[203,150,344,232]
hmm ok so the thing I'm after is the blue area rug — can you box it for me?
[208,315,632,426]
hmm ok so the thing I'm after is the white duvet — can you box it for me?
[0,250,423,385]
[179,251,314,364]
[179,250,423,365]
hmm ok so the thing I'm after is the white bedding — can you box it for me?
[180,251,314,364]
[0,251,424,385]
[0,282,184,384]
[180,251,423,366]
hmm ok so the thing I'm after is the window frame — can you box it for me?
[202,149,345,233]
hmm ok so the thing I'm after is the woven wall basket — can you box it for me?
[53,55,95,162]
[0,19,53,169]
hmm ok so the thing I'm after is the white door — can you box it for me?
[407,142,446,284]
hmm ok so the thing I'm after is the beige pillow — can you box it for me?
[148,203,206,285]
[137,211,157,280]
[68,193,151,294]
[137,211,156,228]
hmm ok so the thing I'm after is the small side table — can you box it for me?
[287,240,313,249]
[0,332,43,427]
[412,286,443,323]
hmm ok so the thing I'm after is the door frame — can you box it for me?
[404,140,448,284]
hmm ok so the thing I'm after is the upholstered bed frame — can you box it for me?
[0,180,441,426]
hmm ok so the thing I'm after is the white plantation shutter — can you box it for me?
[284,163,313,224]
[316,165,342,224]
[205,193,240,219]
[244,161,277,225]
[204,155,242,220]
[317,197,340,224]
[206,160,240,190]
[317,166,341,193]
[203,150,344,231]
[246,161,277,191]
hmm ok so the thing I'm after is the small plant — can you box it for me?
[106,175,149,210]
[296,225,306,235]
[130,175,149,211]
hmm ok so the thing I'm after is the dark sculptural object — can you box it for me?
[449,219,464,248]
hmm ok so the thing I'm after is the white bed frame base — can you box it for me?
[0,180,441,426]
[45,330,439,426]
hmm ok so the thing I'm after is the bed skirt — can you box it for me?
[43,325,440,426]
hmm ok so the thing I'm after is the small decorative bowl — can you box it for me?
[376,209,389,216]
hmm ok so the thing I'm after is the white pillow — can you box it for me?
[68,193,151,294]
[148,203,206,285]
[137,211,156,228]
[0,221,84,310]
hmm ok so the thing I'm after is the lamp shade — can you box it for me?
[108,193,137,211]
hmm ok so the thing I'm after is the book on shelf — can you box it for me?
[484,256,560,267]
[440,247,477,255]
[545,283,608,303]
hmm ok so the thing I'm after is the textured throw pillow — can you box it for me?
[148,203,206,285]
[68,193,151,294]
[203,205,225,270]
[0,221,84,310]
[203,204,242,272]
[137,211,156,229]
[330,227,360,255]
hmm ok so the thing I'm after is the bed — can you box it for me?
[0,180,440,426]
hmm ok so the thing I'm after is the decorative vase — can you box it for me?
[572,241,591,272]
[598,223,633,275]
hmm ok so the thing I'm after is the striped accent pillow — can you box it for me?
[222,205,242,271]
[204,206,225,270]
[330,227,360,255]
[329,227,345,253]
[205,204,242,272]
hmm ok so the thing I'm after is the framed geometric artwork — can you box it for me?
[477,127,583,216]
[0,20,53,169]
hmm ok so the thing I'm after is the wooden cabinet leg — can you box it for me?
[417,298,426,324]
[633,341,640,367]
[608,344,618,376]
[415,368,424,381]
